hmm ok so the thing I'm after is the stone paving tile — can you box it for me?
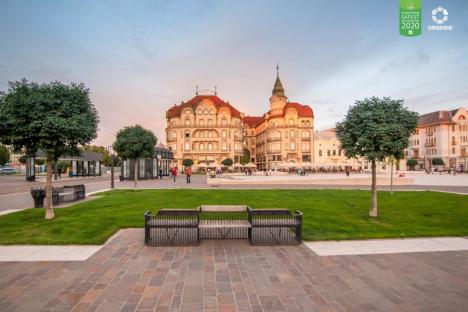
[1,229,468,311]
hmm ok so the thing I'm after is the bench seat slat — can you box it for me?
[198,220,251,228]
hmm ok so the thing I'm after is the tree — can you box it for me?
[406,159,418,171]
[241,149,250,165]
[113,125,156,188]
[182,158,193,168]
[432,158,444,166]
[335,97,417,217]
[222,158,233,166]
[0,80,99,219]
[0,144,10,166]
[82,145,111,166]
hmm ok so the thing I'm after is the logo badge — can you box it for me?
[400,0,422,37]
[428,6,454,31]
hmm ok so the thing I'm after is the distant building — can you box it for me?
[407,107,468,170]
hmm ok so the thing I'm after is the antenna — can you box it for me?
[195,85,199,95]
[214,85,217,96]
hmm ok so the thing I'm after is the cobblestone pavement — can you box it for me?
[0,229,467,312]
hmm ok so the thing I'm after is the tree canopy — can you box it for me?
[113,125,157,160]
[406,159,418,170]
[183,158,194,167]
[0,144,10,166]
[0,80,99,161]
[336,97,418,162]
[432,158,445,166]
[222,158,233,166]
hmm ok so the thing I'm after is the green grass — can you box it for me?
[0,189,467,245]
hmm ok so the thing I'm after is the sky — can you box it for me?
[1,0,468,146]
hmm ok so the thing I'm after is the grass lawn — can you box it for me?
[0,189,467,245]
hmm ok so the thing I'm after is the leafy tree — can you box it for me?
[432,158,444,166]
[0,144,10,166]
[0,80,99,219]
[406,159,418,171]
[113,125,156,188]
[336,97,418,217]
[57,160,70,173]
[241,149,250,165]
[222,158,233,166]
[182,158,193,167]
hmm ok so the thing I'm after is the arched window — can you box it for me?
[200,143,205,150]
[222,130,227,138]
[185,118,190,126]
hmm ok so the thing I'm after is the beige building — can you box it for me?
[313,129,362,169]
[243,69,315,170]
[407,107,468,171]
[165,93,244,169]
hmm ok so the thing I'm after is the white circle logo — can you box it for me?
[432,6,448,24]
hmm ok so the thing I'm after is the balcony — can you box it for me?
[424,142,435,147]
[267,137,281,142]
[301,136,311,141]
[451,141,457,145]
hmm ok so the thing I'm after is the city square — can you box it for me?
[1,1,468,311]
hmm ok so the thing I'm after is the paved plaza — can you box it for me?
[0,229,467,312]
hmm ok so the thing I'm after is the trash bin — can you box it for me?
[31,188,46,208]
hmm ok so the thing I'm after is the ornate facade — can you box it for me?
[243,69,315,170]
[407,107,468,170]
[166,94,244,168]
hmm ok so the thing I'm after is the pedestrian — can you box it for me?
[171,167,177,182]
[185,166,192,183]
[158,168,163,180]
[345,168,350,177]
[57,167,62,179]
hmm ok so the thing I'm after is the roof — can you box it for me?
[243,116,263,128]
[166,95,242,119]
[284,102,314,117]
[35,150,103,161]
[418,110,454,126]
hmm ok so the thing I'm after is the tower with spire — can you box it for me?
[269,64,288,111]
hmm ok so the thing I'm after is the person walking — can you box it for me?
[171,167,177,182]
[158,168,163,180]
[185,166,192,183]
[57,167,62,179]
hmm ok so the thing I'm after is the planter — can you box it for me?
[31,188,46,208]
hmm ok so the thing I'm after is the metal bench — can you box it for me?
[248,208,302,245]
[144,206,303,246]
[51,184,86,205]
[144,209,199,246]
[198,205,251,239]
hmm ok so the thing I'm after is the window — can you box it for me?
[199,119,205,126]
[333,150,336,156]
[185,130,190,138]
[200,143,204,150]
[185,119,190,126]
[327,150,330,156]
[208,119,213,126]
[319,150,322,157]
[222,142,227,151]
[290,142,296,151]
[222,130,227,138]
[290,130,295,138]
[184,143,190,151]
[289,119,294,126]
[208,143,213,150]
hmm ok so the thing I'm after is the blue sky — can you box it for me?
[1,0,467,145]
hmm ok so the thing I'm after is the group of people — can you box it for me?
[169,166,192,183]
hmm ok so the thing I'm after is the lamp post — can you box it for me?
[107,146,115,189]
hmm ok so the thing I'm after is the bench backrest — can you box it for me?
[198,205,249,220]
[199,205,248,212]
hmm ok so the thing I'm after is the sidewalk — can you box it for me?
[305,237,468,256]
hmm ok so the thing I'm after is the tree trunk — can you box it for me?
[390,159,394,195]
[134,160,138,189]
[370,159,378,217]
[45,159,55,220]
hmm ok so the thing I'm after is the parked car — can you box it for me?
[0,167,17,175]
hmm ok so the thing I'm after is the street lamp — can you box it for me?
[107,146,115,189]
